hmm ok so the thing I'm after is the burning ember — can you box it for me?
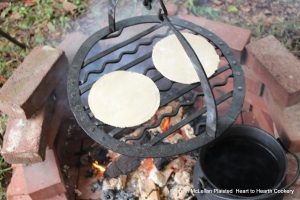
[160,117,170,132]
[76,98,200,199]
[92,161,106,173]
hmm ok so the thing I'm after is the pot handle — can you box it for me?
[277,138,300,189]
[198,177,207,190]
[197,139,300,199]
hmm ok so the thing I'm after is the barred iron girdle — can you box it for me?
[68,15,245,157]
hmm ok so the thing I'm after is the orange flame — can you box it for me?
[160,117,170,132]
[92,161,106,172]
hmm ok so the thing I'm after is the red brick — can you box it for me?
[177,14,251,61]
[242,102,251,112]
[177,5,188,15]
[45,193,67,200]
[165,2,178,16]
[252,106,273,136]
[282,103,300,152]
[47,101,66,149]
[54,73,74,121]
[233,102,253,125]
[7,149,65,200]
[234,114,242,124]
[263,89,288,141]
[61,166,79,200]
[217,99,231,117]
[9,195,32,200]
[218,59,228,68]
[211,68,234,97]
[24,148,65,199]
[239,111,260,128]
[263,89,300,152]
[54,119,85,166]
[1,97,54,164]
[283,186,300,199]
[244,91,269,113]
[0,46,68,119]
[7,165,27,199]
[242,65,263,96]
[245,35,300,107]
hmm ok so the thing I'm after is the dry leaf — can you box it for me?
[240,4,251,12]
[23,0,36,6]
[10,12,20,20]
[0,75,7,85]
[264,9,272,15]
[0,3,9,13]
[211,0,223,6]
[63,1,78,15]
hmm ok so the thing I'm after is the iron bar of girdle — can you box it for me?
[157,5,217,138]
[0,29,26,49]
[67,14,245,157]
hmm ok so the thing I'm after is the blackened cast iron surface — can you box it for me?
[68,15,245,157]
[193,125,300,200]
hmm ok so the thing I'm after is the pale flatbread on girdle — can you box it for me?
[88,71,160,128]
[152,33,220,84]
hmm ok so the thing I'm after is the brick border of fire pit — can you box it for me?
[1,15,300,199]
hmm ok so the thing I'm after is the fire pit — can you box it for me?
[67,0,245,158]
[2,0,300,199]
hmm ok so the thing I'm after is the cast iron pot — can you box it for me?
[193,125,300,200]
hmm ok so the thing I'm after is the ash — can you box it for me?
[84,154,197,200]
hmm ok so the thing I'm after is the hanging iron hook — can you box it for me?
[157,8,164,21]
[157,0,168,21]
[143,0,152,10]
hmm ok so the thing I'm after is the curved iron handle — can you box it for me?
[158,12,217,138]
[277,138,300,190]
[108,0,153,32]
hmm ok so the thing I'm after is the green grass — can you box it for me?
[0,157,11,198]
[185,0,220,21]
[0,0,88,197]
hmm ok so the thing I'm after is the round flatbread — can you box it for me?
[88,71,160,128]
[152,33,219,84]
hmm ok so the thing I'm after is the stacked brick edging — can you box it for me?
[0,46,67,164]
[245,35,300,151]
[6,149,66,200]
[0,46,69,199]
[0,32,88,199]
